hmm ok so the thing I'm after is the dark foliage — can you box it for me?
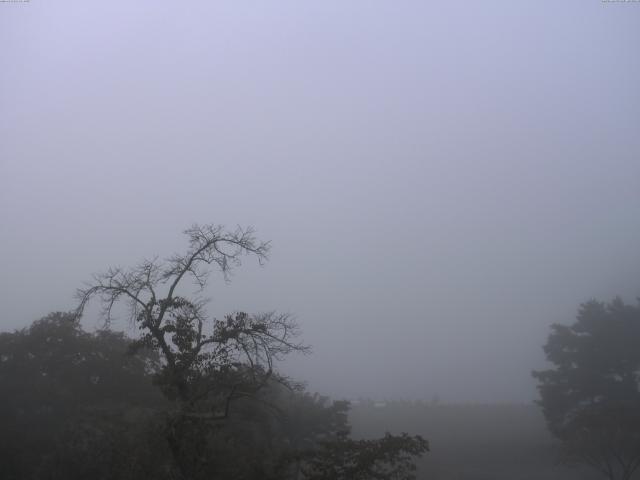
[0,312,168,480]
[533,298,640,480]
[0,223,428,479]
[299,432,429,480]
[0,311,428,480]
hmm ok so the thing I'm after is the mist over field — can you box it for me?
[1,0,639,414]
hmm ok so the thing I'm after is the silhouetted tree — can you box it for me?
[0,308,427,479]
[299,432,428,480]
[75,223,428,480]
[533,297,640,480]
[75,224,308,478]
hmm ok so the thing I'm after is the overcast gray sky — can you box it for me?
[1,1,639,403]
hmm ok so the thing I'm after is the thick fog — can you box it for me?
[1,1,639,403]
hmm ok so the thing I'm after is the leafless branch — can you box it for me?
[74,223,305,424]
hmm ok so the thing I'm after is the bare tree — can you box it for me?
[75,223,309,478]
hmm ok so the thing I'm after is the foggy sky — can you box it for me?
[1,1,639,403]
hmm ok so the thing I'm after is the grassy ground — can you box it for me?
[349,402,600,480]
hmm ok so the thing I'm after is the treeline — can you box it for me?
[2,224,639,480]
[0,312,426,480]
[0,224,427,480]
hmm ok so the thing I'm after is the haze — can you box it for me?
[1,0,639,403]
